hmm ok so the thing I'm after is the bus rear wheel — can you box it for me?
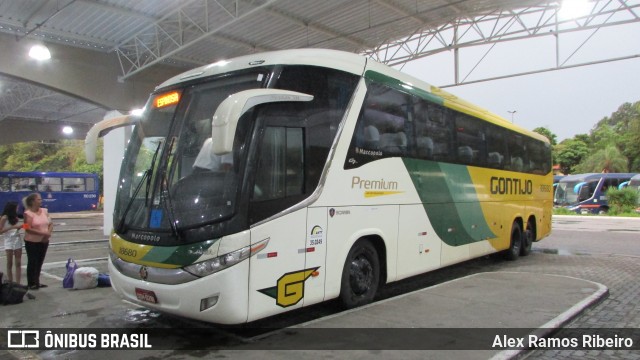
[504,221,522,261]
[521,219,534,256]
[340,240,380,309]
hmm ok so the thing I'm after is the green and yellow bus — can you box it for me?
[86,49,552,324]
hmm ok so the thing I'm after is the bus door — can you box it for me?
[246,123,311,321]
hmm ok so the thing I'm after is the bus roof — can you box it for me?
[559,173,639,182]
[156,48,549,144]
[156,49,367,90]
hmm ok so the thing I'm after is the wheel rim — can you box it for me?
[349,254,374,295]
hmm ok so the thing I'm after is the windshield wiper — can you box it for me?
[117,169,149,233]
[160,137,182,241]
[117,141,163,233]
[145,141,163,205]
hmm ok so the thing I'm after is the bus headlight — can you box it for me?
[183,238,269,277]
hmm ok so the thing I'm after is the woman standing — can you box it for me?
[23,193,53,290]
[1,201,23,284]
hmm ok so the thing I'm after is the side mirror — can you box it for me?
[211,89,313,155]
[85,114,138,164]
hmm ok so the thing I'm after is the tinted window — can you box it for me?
[63,177,86,192]
[345,79,551,174]
[252,127,304,201]
[455,113,484,166]
[346,81,412,168]
[414,99,453,162]
[249,66,359,224]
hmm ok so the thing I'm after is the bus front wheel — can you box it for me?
[505,222,522,261]
[340,240,380,309]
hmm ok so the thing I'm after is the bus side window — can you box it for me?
[252,127,304,202]
[578,186,589,201]
[362,85,409,157]
[40,177,62,192]
[486,124,507,169]
[63,177,86,192]
[413,100,433,160]
[0,177,9,192]
[345,81,411,168]
[412,100,452,162]
[454,112,484,166]
[506,134,526,173]
[86,177,96,192]
[14,177,37,192]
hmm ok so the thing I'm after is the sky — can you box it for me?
[397,19,640,142]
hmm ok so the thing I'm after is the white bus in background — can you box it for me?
[86,49,552,324]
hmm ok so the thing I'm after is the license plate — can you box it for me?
[135,288,158,304]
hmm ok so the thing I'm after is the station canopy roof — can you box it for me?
[0,0,638,144]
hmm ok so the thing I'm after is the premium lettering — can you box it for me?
[352,176,398,190]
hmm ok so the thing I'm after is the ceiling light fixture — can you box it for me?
[28,44,51,60]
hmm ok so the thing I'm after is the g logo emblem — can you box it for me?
[139,266,149,281]
[258,267,319,307]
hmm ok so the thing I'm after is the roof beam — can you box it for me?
[365,1,640,67]
[263,7,370,49]
[114,0,280,80]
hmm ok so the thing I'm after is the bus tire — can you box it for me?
[504,221,522,261]
[521,219,534,256]
[340,240,380,309]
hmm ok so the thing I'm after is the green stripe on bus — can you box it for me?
[402,158,495,246]
[142,239,218,266]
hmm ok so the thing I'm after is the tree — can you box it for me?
[587,101,640,172]
[590,123,618,151]
[618,101,640,171]
[533,127,557,146]
[555,137,589,174]
[574,144,628,173]
[0,139,104,193]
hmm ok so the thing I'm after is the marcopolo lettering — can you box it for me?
[130,232,161,242]
[490,176,533,195]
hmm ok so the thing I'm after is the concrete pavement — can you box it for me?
[3,214,640,359]
[0,263,611,359]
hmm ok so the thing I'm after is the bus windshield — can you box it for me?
[554,179,598,206]
[114,65,360,244]
[115,70,269,237]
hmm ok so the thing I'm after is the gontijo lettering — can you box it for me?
[490,176,533,195]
